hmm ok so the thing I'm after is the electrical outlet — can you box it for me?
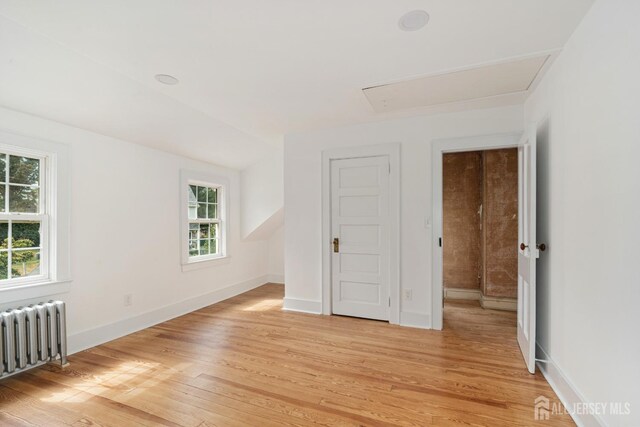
[124,294,133,307]
[403,289,413,301]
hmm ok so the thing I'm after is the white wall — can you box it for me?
[267,225,285,283]
[283,105,523,324]
[240,146,284,239]
[525,0,639,425]
[0,106,270,354]
[239,144,284,282]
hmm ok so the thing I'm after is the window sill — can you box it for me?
[181,255,231,272]
[0,279,72,306]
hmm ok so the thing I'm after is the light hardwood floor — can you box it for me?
[0,284,573,426]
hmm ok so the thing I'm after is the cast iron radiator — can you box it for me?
[0,301,68,378]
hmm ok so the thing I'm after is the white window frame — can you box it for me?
[0,130,71,305]
[0,147,50,286]
[180,170,229,269]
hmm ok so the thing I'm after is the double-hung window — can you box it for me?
[187,183,223,260]
[0,150,48,284]
[180,170,228,268]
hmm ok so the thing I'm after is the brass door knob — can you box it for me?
[537,243,546,251]
[333,238,339,253]
[520,243,527,251]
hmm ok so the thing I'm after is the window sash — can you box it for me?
[188,197,219,220]
[0,216,49,284]
[0,155,45,215]
[188,219,221,257]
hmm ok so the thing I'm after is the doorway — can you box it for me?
[431,131,539,373]
[442,149,518,312]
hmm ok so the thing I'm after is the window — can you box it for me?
[187,184,221,258]
[180,170,228,267]
[0,151,48,285]
[0,131,70,302]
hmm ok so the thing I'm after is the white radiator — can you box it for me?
[1,300,68,378]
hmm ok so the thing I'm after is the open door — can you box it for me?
[517,128,537,373]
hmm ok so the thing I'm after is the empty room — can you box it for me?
[0,0,638,426]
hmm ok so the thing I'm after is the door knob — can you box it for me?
[537,243,546,251]
[520,243,527,251]
[333,238,339,253]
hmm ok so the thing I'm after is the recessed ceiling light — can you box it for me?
[154,74,179,85]
[398,10,429,32]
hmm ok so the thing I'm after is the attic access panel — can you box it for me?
[363,55,549,112]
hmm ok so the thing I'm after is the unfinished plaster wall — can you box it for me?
[482,149,518,298]
[443,149,518,298]
[443,151,483,290]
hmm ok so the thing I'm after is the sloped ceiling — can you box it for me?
[0,0,594,168]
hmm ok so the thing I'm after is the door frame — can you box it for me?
[322,143,401,324]
[431,132,521,330]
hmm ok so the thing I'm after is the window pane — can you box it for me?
[9,155,39,185]
[189,240,198,256]
[12,221,41,248]
[197,203,207,219]
[9,185,39,213]
[207,187,217,203]
[11,249,40,278]
[197,186,207,203]
[0,251,7,280]
[210,239,218,254]
[188,203,197,219]
[0,184,4,212]
[199,224,210,239]
[209,223,218,239]
[0,221,7,249]
[0,154,5,183]
[199,239,210,255]
[188,185,197,203]
[207,204,217,219]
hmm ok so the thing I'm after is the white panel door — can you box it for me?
[331,156,390,321]
[517,128,537,373]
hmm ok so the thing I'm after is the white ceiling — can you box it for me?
[0,0,594,169]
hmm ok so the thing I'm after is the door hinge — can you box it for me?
[388,297,391,307]
[388,162,391,174]
[439,237,442,247]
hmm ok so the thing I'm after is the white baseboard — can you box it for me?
[267,274,285,284]
[400,311,431,329]
[444,287,482,300]
[69,275,270,355]
[480,295,517,311]
[282,299,431,330]
[536,343,605,427]
[282,301,431,330]
[282,297,322,314]
[444,287,516,311]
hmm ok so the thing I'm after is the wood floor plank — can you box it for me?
[0,284,574,426]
